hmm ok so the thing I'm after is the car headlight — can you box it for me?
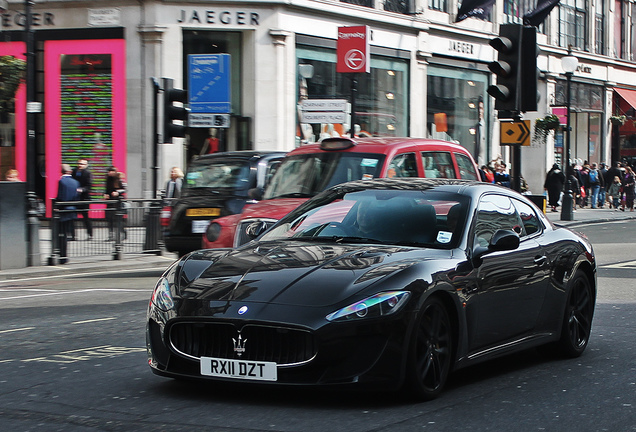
[206,222,221,242]
[150,278,175,311]
[326,291,410,322]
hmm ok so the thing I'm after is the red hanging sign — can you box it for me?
[336,26,370,73]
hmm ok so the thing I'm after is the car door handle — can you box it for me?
[534,255,548,267]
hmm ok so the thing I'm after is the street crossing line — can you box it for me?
[601,260,636,269]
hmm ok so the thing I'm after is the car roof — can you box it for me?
[329,178,511,197]
[193,150,286,163]
[288,137,473,156]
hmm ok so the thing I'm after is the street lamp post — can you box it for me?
[560,47,578,221]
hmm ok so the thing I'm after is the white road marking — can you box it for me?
[0,288,146,300]
[0,327,35,334]
[72,317,117,325]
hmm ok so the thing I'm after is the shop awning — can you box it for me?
[614,87,636,109]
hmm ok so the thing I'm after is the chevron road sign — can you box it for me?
[501,120,531,146]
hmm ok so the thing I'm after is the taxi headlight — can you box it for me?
[206,222,222,242]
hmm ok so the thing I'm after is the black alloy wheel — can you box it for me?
[559,270,594,357]
[407,296,453,400]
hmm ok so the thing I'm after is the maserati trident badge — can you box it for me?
[232,333,247,357]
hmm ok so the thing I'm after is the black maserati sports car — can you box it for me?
[147,178,596,399]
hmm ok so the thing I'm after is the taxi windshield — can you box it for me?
[184,160,250,190]
[263,153,385,200]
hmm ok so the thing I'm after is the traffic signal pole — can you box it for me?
[488,24,539,193]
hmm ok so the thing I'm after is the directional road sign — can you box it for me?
[501,120,531,146]
[188,54,231,113]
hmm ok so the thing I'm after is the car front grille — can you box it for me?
[234,218,278,247]
[169,322,317,366]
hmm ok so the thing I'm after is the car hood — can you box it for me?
[177,242,446,307]
[239,198,310,221]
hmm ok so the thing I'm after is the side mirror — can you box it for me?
[248,187,263,201]
[472,229,520,264]
[245,220,269,239]
[489,229,520,252]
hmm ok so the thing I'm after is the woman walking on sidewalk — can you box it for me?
[621,165,635,211]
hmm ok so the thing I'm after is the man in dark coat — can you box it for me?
[72,158,93,240]
[544,163,565,212]
[56,164,80,264]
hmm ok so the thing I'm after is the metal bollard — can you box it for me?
[26,192,41,267]
[560,179,574,221]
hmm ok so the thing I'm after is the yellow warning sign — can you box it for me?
[501,120,531,146]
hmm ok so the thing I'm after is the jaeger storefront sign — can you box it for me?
[177,9,260,25]
[428,35,493,62]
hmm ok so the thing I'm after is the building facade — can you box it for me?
[1,0,636,202]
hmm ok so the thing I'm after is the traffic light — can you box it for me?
[487,24,522,113]
[162,78,188,142]
[519,25,539,112]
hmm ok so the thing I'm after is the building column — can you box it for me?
[268,29,294,151]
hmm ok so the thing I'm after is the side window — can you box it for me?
[264,160,281,188]
[473,195,523,247]
[421,151,456,178]
[388,153,418,178]
[455,153,479,180]
[511,198,541,237]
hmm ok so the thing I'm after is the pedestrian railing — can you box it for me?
[48,198,164,264]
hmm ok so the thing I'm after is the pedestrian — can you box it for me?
[56,164,80,264]
[579,164,590,207]
[566,165,581,210]
[104,166,127,241]
[621,165,635,211]
[4,168,20,181]
[588,162,604,209]
[607,176,622,210]
[165,166,184,198]
[494,162,511,188]
[544,163,565,212]
[72,158,93,240]
[480,165,494,183]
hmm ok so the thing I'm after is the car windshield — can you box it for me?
[263,153,385,200]
[183,160,250,190]
[260,189,469,249]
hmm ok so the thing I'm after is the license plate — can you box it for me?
[186,208,221,217]
[200,357,277,381]
[191,220,209,234]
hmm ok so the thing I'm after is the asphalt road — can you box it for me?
[0,221,634,432]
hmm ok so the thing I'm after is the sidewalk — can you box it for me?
[544,205,636,227]
[0,225,179,281]
[1,206,634,281]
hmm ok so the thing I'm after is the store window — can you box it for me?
[296,45,408,144]
[553,80,604,165]
[182,31,243,154]
[427,65,490,164]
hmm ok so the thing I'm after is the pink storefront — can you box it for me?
[0,34,126,216]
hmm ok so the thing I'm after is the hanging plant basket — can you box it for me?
[610,115,626,126]
[532,114,561,145]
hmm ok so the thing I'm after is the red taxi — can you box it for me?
[203,137,480,249]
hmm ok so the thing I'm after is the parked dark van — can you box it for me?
[162,151,285,256]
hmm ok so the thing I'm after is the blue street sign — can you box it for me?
[188,54,231,113]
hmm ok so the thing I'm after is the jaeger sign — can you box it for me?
[337,25,370,74]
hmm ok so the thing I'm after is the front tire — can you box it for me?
[558,270,594,357]
[407,296,453,400]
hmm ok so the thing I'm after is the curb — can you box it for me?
[0,254,178,281]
